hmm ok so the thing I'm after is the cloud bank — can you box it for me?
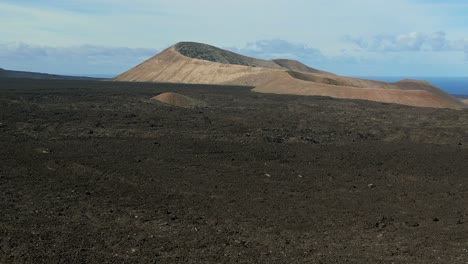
[345,31,468,55]
[0,42,157,75]
[227,39,357,69]
[228,40,325,62]
[2,37,465,77]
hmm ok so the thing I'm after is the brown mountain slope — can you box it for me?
[273,59,331,75]
[115,45,282,86]
[393,79,466,108]
[253,71,459,109]
[115,42,464,109]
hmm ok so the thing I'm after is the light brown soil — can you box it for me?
[254,72,461,109]
[151,92,206,108]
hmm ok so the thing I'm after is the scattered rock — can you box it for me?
[375,216,394,229]
[368,183,376,188]
[304,137,320,144]
[35,147,50,154]
[265,135,285,143]
[405,221,420,227]
[265,173,271,178]
[46,165,56,171]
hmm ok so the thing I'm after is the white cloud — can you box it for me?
[0,43,155,59]
[344,31,468,63]
[0,42,157,75]
[226,39,357,70]
[227,40,326,62]
[345,31,466,52]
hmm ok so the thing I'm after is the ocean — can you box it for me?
[356,76,468,96]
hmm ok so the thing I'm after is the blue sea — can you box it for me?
[356,76,468,97]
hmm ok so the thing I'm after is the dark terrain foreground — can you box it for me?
[0,79,467,264]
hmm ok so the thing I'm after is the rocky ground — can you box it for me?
[0,79,467,263]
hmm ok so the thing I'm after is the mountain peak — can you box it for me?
[173,41,285,69]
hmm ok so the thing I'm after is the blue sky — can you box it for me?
[1,0,467,77]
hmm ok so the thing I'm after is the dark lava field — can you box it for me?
[0,79,467,263]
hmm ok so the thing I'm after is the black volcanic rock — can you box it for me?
[1,78,467,263]
[175,42,285,69]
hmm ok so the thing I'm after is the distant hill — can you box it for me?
[454,95,468,105]
[454,94,468,99]
[0,68,102,80]
[115,41,466,109]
